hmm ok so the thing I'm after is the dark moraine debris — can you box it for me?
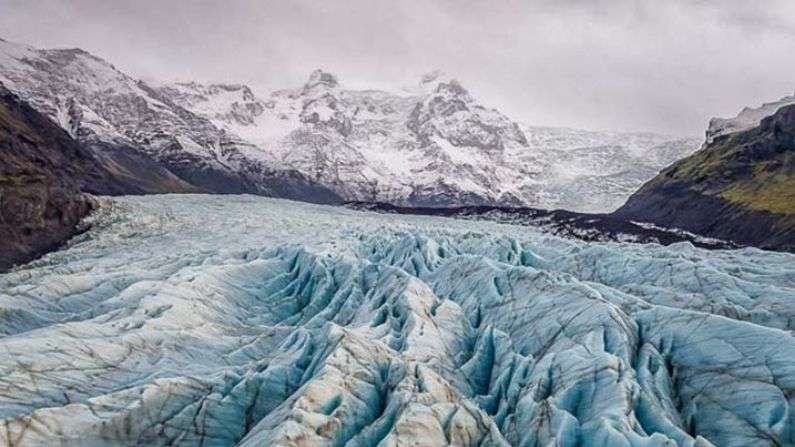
[346,202,735,250]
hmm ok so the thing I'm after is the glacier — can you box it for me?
[0,195,794,446]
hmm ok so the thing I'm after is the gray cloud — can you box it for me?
[1,0,794,135]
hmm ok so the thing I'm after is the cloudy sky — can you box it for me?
[2,0,794,135]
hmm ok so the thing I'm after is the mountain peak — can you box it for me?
[418,70,467,96]
[41,47,108,65]
[705,92,795,144]
[419,69,451,85]
[304,69,338,91]
[178,81,254,96]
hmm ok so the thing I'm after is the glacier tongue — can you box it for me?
[1,195,794,446]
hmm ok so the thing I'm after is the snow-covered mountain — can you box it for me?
[158,69,541,207]
[0,38,340,202]
[159,70,699,211]
[517,126,698,212]
[0,37,699,211]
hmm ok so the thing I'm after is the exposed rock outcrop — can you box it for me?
[0,84,123,270]
[706,92,795,144]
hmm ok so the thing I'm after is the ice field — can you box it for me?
[1,194,794,446]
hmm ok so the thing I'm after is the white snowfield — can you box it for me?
[1,195,794,447]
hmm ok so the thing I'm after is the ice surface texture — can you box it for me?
[0,38,698,212]
[1,195,793,446]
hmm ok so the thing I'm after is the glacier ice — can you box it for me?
[0,194,794,446]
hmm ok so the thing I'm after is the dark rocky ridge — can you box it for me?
[615,104,795,252]
[347,202,735,250]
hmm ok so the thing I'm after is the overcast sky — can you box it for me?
[2,0,794,135]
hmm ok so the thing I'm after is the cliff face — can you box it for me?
[0,84,124,270]
[616,104,795,251]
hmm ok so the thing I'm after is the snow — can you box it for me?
[1,194,793,446]
[176,135,211,157]
[517,126,699,212]
[0,36,700,212]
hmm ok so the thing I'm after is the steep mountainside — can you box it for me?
[0,83,128,270]
[160,70,541,207]
[616,103,795,251]
[0,38,340,203]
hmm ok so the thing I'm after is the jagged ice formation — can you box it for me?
[0,195,793,446]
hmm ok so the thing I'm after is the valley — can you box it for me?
[0,10,794,446]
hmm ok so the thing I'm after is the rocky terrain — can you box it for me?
[0,194,792,446]
[705,91,795,144]
[617,103,795,252]
[348,202,733,249]
[0,83,127,271]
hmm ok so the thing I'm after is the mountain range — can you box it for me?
[0,38,340,203]
[0,38,698,213]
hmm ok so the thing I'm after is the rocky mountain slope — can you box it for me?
[0,83,128,270]
[1,194,793,446]
[616,102,795,251]
[0,38,340,203]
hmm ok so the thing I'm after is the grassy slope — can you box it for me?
[616,103,795,251]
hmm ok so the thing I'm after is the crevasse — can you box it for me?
[0,194,793,446]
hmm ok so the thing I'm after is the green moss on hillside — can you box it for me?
[721,176,795,215]
[647,108,795,217]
